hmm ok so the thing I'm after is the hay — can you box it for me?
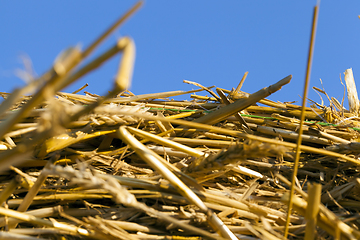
[1,2,360,240]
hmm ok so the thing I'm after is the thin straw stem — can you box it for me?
[284,3,319,238]
[9,160,54,229]
[235,71,248,93]
[82,1,143,59]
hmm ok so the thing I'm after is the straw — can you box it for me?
[2,1,360,239]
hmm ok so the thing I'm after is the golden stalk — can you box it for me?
[304,182,322,240]
[285,3,319,237]
[117,126,238,240]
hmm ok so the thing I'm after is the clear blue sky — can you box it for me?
[1,1,360,108]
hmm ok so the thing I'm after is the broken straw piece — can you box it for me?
[344,68,359,116]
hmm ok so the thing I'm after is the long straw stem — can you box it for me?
[284,3,319,238]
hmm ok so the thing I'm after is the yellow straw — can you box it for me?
[284,2,319,238]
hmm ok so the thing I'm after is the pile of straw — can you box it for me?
[1,2,360,240]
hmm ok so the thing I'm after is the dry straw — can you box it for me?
[0,1,360,240]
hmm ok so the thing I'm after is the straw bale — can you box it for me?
[2,2,360,239]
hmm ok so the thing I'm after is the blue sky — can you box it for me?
[1,1,360,108]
